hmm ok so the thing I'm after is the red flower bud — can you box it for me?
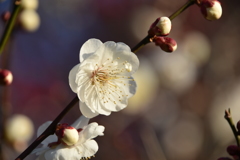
[227,145,240,156]
[153,37,177,53]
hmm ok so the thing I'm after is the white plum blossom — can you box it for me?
[33,116,104,160]
[69,39,139,118]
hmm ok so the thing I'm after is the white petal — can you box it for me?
[77,140,98,158]
[80,39,103,62]
[84,81,96,110]
[37,121,52,137]
[93,97,112,116]
[37,121,57,146]
[126,78,137,98]
[44,145,80,160]
[79,102,99,118]
[35,151,47,160]
[69,64,80,93]
[79,123,104,142]
[115,78,137,98]
[83,83,111,116]
[32,147,49,155]
[100,41,139,75]
[76,72,90,102]
[71,115,89,129]
[95,125,105,136]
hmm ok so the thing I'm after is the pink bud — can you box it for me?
[0,69,13,86]
[148,17,172,37]
[227,145,240,156]
[200,0,222,21]
[153,37,177,53]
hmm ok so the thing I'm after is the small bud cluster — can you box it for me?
[196,0,222,21]
[19,0,40,32]
[148,17,177,53]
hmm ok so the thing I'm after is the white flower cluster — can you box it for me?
[35,39,139,160]
[34,116,104,160]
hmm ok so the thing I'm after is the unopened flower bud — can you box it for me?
[1,11,10,22]
[19,9,40,32]
[227,145,240,156]
[148,17,172,37]
[153,37,177,53]
[56,123,79,146]
[200,0,222,21]
[0,69,13,85]
[21,0,38,10]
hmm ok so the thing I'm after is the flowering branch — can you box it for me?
[15,96,79,160]
[224,109,240,147]
[0,0,21,54]
[15,35,150,159]
[132,0,195,53]
[13,0,199,159]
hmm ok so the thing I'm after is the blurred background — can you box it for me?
[0,0,239,159]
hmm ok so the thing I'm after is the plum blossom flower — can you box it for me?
[69,39,139,118]
[33,116,104,160]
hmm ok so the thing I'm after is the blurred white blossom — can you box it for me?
[162,111,204,160]
[69,39,139,118]
[19,9,40,32]
[182,31,211,66]
[21,0,39,10]
[5,114,34,152]
[153,50,197,94]
[127,59,159,115]
[33,116,104,160]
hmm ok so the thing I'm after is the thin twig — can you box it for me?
[131,35,151,53]
[0,0,21,54]
[224,108,240,146]
[168,0,195,20]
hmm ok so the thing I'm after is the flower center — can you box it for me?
[91,68,110,85]
[88,57,135,105]
[90,57,133,86]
